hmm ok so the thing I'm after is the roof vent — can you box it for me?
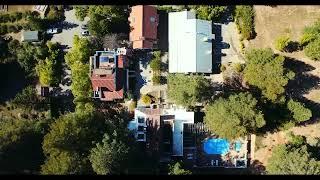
[203,37,210,42]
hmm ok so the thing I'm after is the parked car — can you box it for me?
[81,24,88,29]
[46,28,61,34]
[81,30,90,36]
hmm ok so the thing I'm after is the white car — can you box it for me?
[81,30,90,36]
[46,28,60,34]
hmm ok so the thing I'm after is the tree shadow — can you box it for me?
[284,56,320,123]
[59,21,79,30]
[286,41,301,53]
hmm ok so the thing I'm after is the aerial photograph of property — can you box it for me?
[0,4,320,175]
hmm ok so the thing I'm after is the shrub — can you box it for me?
[304,38,320,61]
[235,6,255,40]
[74,6,88,21]
[287,131,306,146]
[275,35,290,52]
[0,25,8,34]
[279,121,295,131]
[152,75,161,85]
[8,25,18,33]
[141,94,152,105]
[150,58,161,72]
[287,99,312,122]
[128,101,136,112]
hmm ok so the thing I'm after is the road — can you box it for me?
[51,8,89,51]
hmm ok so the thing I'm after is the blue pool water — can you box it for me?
[203,138,230,155]
[235,141,242,152]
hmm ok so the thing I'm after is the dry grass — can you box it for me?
[249,5,320,170]
[7,5,34,13]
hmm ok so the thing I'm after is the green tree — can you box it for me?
[41,151,86,175]
[167,74,212,108]
[36,58,55,86]
[193,5,227,22]
[168,161,192,175]
[204,92,265,140]
[275,35,290,52]
[235,6,255,40]
[65,35,92,67]
[70,61,92,101]
[243,48,294,101]
[46,5,65,22]
[267,144,320,175]
[150,51,161,71]
[11,86,39,110]
[87,6,128,37]
[42,112,106,174]
[152,75,161,85]
[74,6,88,21]
[304,38,320,61]
[287,99,312,122]
[89,133,130,175]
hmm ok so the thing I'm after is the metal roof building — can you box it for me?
[168,11,214,73]
[21,30,39,42]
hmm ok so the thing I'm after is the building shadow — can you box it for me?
[212,23,222,74]
[157,10,168,52]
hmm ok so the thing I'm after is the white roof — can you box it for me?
[169,11,213,73]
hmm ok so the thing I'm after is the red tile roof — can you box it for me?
[91,74,115,91]
[129,5,158,49]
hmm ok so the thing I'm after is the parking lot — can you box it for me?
[50,8,89,51]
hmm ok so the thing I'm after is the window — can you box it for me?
[150,17,155,23]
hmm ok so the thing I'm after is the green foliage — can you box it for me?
[300,20,320,46]
[287,132,306,146]
[152,75,161,85]
[36,58,55,86]
[75,6,88,21]
[168,161,192,175]
[167,74,212,108]
[46,5,65,22]
[275,35,290,52]
[65,35,92,67]
[88,6,128,37]
[204,92,265,140]
[0,118,33,151]
[150,51,161,71]
[267,144,320,174]
[41,151,86,175]
[11,86,39,110]
[287,99,312,122]
[244,48,294,101]
[70,61,92,102]
[41,112,107,174]
[141,94,152,105]
[235,6,255,40]
[304,38,320,61]
[89,133,130,175]
[193,5,227,22]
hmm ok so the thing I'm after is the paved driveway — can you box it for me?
[51,9,89,51]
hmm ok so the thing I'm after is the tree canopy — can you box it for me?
[304,38,320,61]
[243,48,294,101]
[204,92,265,140]
[167,74,212,108]
[235,6,255,40]
[65,35,92,67]
[74,6,88,21]
[89,132,130,175]
[287,99,312,122]
[192,5,227,22]
[267,144,320,175]
[87,6,128,37]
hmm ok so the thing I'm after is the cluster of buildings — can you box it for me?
[88,5,248,169]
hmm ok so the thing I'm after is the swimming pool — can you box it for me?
[203,138,230,155]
